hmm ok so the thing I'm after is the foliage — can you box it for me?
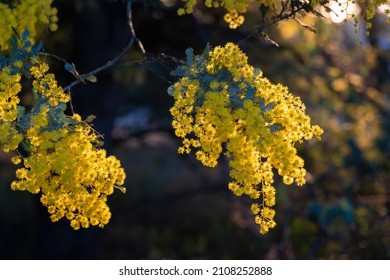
[0,0,389,244]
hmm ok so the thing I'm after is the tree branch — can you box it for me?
[55,0,189,94]
[145,52,186,66]
[63,38,135,92]
[38,51,72,67]
[62,0,149,93]
[127,0,145,55]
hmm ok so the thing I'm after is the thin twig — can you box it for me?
[38,52,72,66]
[68,98,76,115]
[155,53,186,65]
[119,53,186,84]
[259,0,310,32]
[63,0,146,92]
[236,32,255,46]
[145,52,186,65]
[40,52,81,78]
[63,37,135,92]
[261,32,280,47]
[293,18,317,33]
[127,0,145,55]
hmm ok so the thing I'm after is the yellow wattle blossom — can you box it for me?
[0,0,58,50]
[7,58,126,230]
[0,67,23,152]
[170,42,323,234]
[178,0,274,29]
[0,3,124,229]
[30,57,70,106]
[11,122,126,229]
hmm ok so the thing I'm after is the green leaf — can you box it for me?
[64,63,76,74]
[185,48,194,65]
[16,106,25,119]
[31,41,43,56]
[85,75,97,83]
[85,115,96,122]
[21,29,29,42]
[268,123,284,133]
[253,68,262,76]
[261,101,276,112]
[167,85,174,96]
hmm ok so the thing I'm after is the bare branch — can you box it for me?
[259,0,318,32]
[127,0,145,55]
[293,18,317,33]
[261,32,280,47]
[63,37,135,92]
[39,52,71,66]
[145,52,186,65]
[62,0,147,93]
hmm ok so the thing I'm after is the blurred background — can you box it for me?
[0,0,390,259]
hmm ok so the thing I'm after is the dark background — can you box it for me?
[1,0,390,259]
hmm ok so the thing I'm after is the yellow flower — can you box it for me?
[178,0,249,28]
[11,155,22,165]
[0,0,58,50]
[0,67,23,152]
[170,43,323,234]
[7,59,127,230]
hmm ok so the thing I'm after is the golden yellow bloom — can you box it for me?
[0,0,58,50]
[178,0,250,28]
[0,67,23,152]
[170,43,323,234]
[11,155,22,165]
[30,60,70,105]
[7,58,127,230]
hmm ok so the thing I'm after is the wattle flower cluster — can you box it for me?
[0,2,126,230]
[169,42,323,234]
[2,57,126,230]
[0,67,24,151]
[0,0,58,50]
[178,0,274,29]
